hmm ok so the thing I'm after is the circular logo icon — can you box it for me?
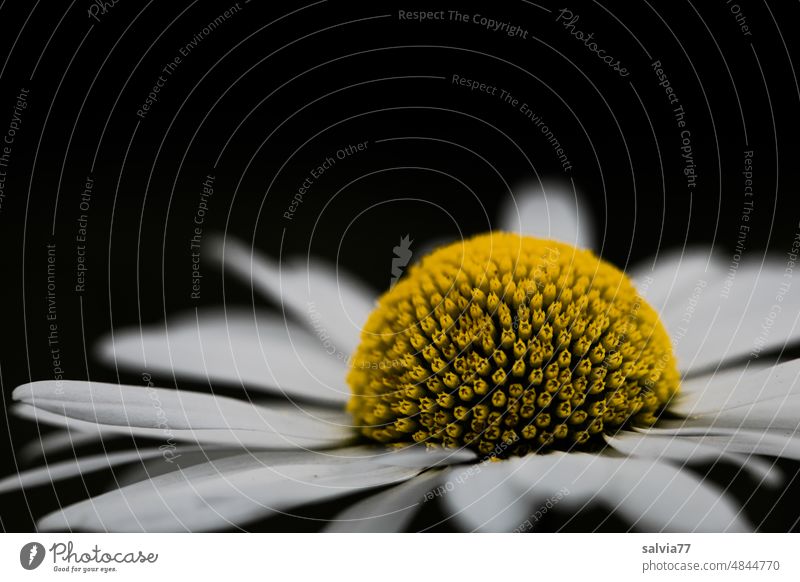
[20,542,46,570]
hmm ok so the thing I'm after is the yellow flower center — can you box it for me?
[347,233,679,457]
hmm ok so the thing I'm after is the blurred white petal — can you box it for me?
[607,432,781,486]
[442,460,531,532]
[497,180,594,250]
[0,447,201,493]
[38,453,420,532]
[209,236,375,355]
[20,430,107,463]
[630,247,722,314]
[324,470,444,532]
[445,453,749,532]
[652,260,800,375]
[98,309,348,405]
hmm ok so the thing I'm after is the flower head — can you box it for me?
[349,233,679,455]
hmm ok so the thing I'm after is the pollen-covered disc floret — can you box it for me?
[347,233,680,457]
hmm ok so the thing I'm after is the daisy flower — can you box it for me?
[4,183,799,532]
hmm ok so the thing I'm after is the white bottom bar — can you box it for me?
[1,533,796,581]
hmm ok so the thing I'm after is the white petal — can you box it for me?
[641,426,800,461]
[675,401,800,432]
[13,403,110,436]
[98,309,348,405]
[497,180,594,250]
[0,447,201,493]
[442,460,533,532]
[676,359,800,415]
[607,432,781,487]
[655,260,800,375]
[112,448,240,487]
[20,430,107,462]
[209,236,375,354]
[445,453,749,532]
[324,470,445,532]
[38,453,420,532]
[666,377,800,434]
[630,248,722,314]
[111,445,380,488]
[14,381,354,449]
[318,445,477,532]
[521,454,750,532]
[370,445,477,468]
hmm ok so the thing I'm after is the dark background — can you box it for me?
[1,0,800,531]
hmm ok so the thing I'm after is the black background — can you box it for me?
[1,0,800,531]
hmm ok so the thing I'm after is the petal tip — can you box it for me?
[12,382,34,403]
[37,511,72,532]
